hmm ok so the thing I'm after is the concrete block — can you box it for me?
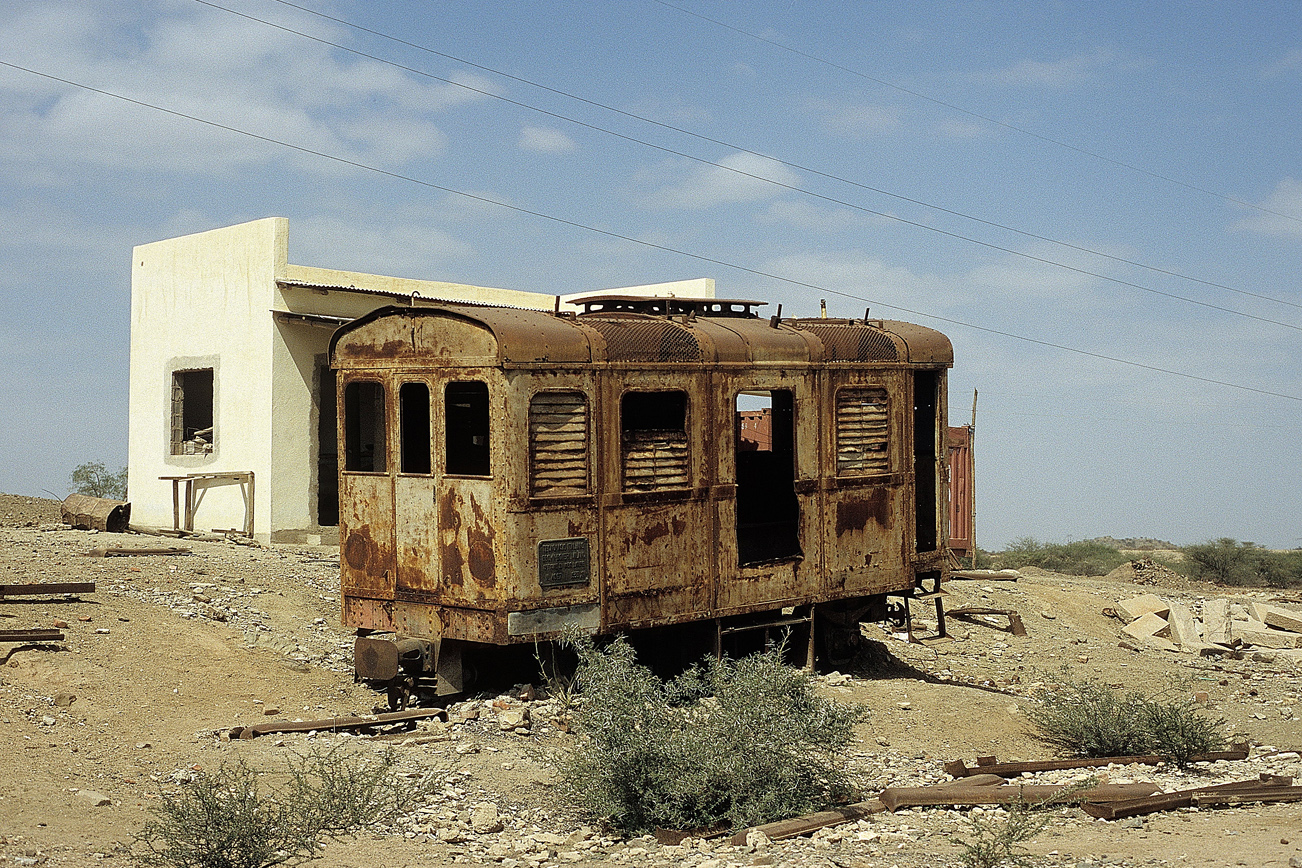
[1140,634,1179,653]
[1165,601,1205,650]
[1122,611,1170,640]
[1233,624,1302,649]
[1115,594,1169,622]
[1262,605,1302,635]
[1202,598,1232,645]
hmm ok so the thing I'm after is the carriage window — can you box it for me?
[399,382,432,475]
[621,390,689,491]
[446,381,490,476]
[343,381,386,472]
[529,391,589,496]
[836,387,889,475]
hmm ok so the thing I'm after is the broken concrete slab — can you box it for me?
[1122,611,1170,640]
[1233,625,1302,649]
[1203,598,1232,645]
[1115,594,1170,622]
[1258,604,1302,635]
[1140,634,1179,653]
[1165,601,1207,651]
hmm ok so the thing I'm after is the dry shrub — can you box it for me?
[131,745,443,868]
[549,635,865,834]
[1026,675,1226,767]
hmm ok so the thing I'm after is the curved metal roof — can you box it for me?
[329,302,952,367]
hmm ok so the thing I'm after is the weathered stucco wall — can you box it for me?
[128,217,716,542]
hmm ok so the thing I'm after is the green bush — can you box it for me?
[70,461,128,501]
[1183,538,1302,588]
[990,537,1131,577]
[1026,675,1226,767]
[549,636,865,834]
[131,746,442,868]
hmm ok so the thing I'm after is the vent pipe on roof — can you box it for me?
[820,299,827,318]
[769,304,783,328]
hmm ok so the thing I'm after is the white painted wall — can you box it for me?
[128,217,716,542]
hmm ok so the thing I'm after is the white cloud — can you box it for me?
[805,98,901,138]
[1262,48,1302,79]
[758,251,959,317]
[519,126,576,154]
[981,47,1117,88]
[936,117,995,139]
[292,213,474,278]
[757,199,887,233]
[0,1,488,185]
[1232,178,1302,240]
[640,151,800,210]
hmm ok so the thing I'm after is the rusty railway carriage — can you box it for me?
[329,295,953,702]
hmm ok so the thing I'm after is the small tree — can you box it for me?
[70,461,128,500]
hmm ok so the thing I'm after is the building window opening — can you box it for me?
[171,368,214,455]
[621,390,689,491]
[446,381,490,476]
[735,390,801,565]
[343,381,386,472]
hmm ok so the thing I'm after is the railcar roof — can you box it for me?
[329,301,952,367]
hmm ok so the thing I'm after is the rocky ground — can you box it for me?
[1,492,1300,868]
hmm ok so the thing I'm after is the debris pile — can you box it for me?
[1112,592,1302,658]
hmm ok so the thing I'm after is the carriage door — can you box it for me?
[735,389,801,565]
[394,381,440,596]
[340,380,397,599]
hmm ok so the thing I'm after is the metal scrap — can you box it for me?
[878,782,1159,812]
[84,546,189,557]
[946,606,1027,636]
[0,582,96,599]
[944,742,1250,778]
[1082,774,1298,820]
[228,707,448,739]
[0,628,65,643]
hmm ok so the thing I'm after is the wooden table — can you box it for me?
[159,471,254,537]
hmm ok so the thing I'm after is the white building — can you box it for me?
[128,217,714,542]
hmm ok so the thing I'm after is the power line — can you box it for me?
[3,58,1297,405]
[186,0,1302,333]
[252,0,1302,316]
[652,0,1302,228]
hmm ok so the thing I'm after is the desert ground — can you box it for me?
[1,492,1299,868]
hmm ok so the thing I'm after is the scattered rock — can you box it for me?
[75,790,112,807]
[469,801,504,834]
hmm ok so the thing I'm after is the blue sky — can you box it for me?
[1,0,1299,549]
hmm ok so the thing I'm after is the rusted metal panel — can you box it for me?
[604,499,712,627]
[435,480,500,603]
[881,320,954,364]
[790,322,901,362]
[339,492,397,600]
[948,425,974,556]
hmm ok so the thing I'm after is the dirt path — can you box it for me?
[1,494,1299,868]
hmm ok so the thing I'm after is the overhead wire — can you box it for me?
[652,0,1302,228]
[252,0,1302,315]
[2,58,1298,405]
[186,0,1302,334]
